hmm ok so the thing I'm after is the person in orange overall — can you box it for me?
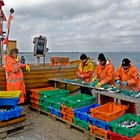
[92,53,115,104]
[93,53,115,87]
[77,54,94,95]
[4,48,30,104]
[115,58,139,91]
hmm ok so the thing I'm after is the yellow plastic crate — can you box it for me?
[0,91,21,98]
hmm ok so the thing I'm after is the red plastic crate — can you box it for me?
[109,130,132,140]
[61,105,74,116]
[62,111,73,123]
[90,102,128,122]
[89,125,108,139]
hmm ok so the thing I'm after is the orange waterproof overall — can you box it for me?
[115,64,139,91]
[5,55,26,103]
[94,60,115,104]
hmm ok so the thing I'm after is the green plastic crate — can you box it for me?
[39,103,50,113]
[61,94,96,108]
[46,99,63,110]
[39,89,70,100]
[74,117,89,131]
[110,113,140,137]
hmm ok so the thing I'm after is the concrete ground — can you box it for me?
[5,106,95,140]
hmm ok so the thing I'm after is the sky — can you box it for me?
[2,0,140,52]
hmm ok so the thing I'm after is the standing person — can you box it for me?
[93,53,115,87]
[115,58,139,91]
[77,54,94,95]
[4,48,30,104]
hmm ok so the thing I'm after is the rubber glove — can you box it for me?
[92,77,97,82]
[122,81,128,86]
[96,82,102,88]
[25,64,30,72]
[115,80,121,86]
[15,56,20,61]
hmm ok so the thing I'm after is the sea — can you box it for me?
[19,52,140,72]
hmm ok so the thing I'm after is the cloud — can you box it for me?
[2,0,140,52]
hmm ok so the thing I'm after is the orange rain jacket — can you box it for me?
[5,54,26,103]
[94,60,115,85]
[77,58,94,82]
[115,64,139,91]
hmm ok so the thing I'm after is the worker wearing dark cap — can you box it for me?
[93,53,115,87]
[77,54,94,95]
[115,58,139,91]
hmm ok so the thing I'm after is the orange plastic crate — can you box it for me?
[61,105,74,116]
[62,112,73,123]
[30,96,40,104]
[30,87,56,99]
[31,101,40,109]
[90,102,128,122]
[89,125,108,139]
[133,133,140,140]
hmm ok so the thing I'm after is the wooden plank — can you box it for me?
[0,114,27,127]
[0,120,31,139]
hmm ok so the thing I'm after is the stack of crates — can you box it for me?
[30,87,55,109]
[109,113,140,140]
[61,94,96,123]
[89,102,128,139]
[0,91,23,121]
[74,104,100,131]
[39,89,70,114]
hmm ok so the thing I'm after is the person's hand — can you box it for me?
[96,82,102,88]
[115,80,121,86]
[92,77,97,82]
[25,64,30,72]
[122,81,128,86]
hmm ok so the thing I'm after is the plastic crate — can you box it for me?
[89,117,110,130]
[109,131,133,140]
[39,89,70,101]
[39,103,50,113]
[48,106,62,117]
[0,98,19,106]
[90,102,128,122]
[30,87,56,99]
[74,104,100,122]
[61,105,74,116]
[89,125,109,139]
[61,94,96,108]
[40,97,62,110]
[74,117,89,131]
[0,106,23,121]
[31,102,40,109]
[30,95,40,104]
[110,113,140,137]
[0,91,21,98]
[62,112,73,123]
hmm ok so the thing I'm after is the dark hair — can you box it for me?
[9,48,19,56]
[80,54,88,60]
[98,53,106,61]
[122,58,130,67]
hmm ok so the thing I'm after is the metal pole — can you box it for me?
[43,55,45,65]
[0,9,2,66]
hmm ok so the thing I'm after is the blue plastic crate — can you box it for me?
[48,106,62,117]
[74,104,100,122]
[0,106,23,121]
[0,98,19,106]
[89,117,110,130]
